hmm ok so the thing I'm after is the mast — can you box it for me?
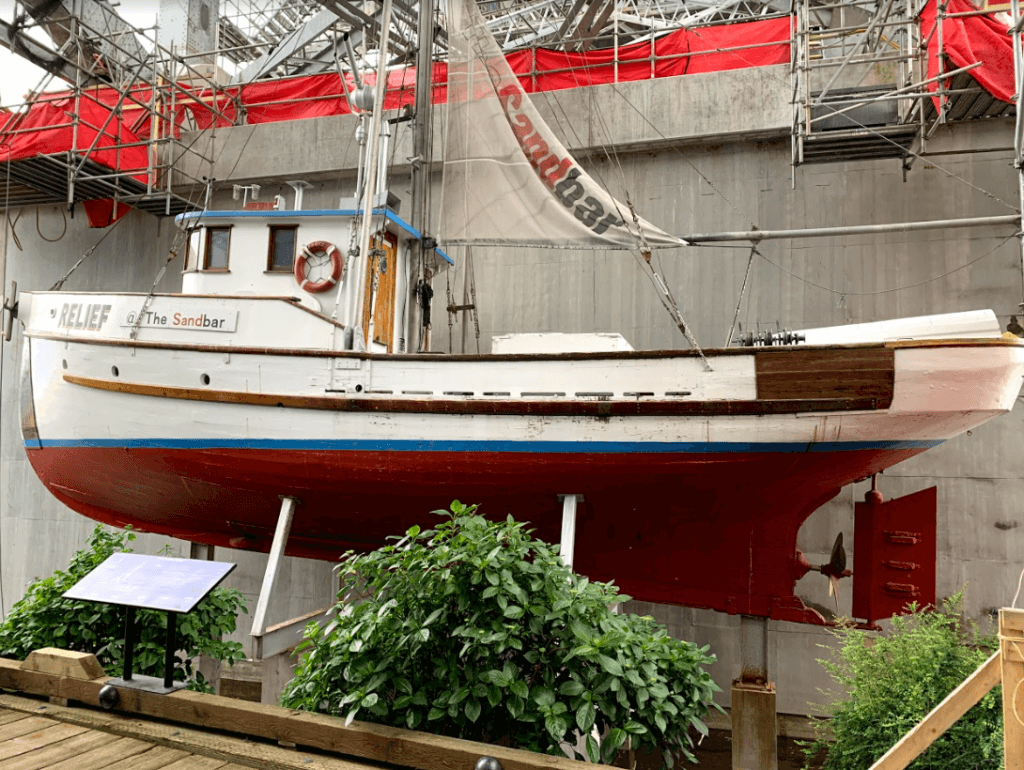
[352,0,396,345]
[408,0,436,352]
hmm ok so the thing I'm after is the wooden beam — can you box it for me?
[868,651,1001,770]
[1001,609,1024,770]
[0,695,375,770]
[0,657,586,770]
[22,649,105,681]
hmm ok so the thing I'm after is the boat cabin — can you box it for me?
[177,194,452,354]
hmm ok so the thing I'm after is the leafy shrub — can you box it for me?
[0,526,247,691]
[281,502,719,765]
[805,594,1002,770]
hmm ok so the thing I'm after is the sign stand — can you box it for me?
[63,552,236,694]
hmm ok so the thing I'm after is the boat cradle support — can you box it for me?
[249,496,336,662]
[557,494,583,570]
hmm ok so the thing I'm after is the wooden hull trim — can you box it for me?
[63,374,890,416]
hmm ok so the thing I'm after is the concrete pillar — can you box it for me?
[732,616,777,770]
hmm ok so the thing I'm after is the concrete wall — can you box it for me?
[2,60,1022,715]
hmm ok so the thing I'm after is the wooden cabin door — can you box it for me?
[362,231,398,351]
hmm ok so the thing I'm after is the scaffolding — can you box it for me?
[791,0,1014,170]
[0,0,1017,217]
[0,1,237,216]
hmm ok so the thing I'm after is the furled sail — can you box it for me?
[440,0,686,250]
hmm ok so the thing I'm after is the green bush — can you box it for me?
[805,594,1002,770]
[281,502,720,765]
[0,526,247,691]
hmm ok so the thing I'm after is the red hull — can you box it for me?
[28,445,926,622]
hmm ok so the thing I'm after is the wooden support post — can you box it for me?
[558,494,581,570]
[733,616,776,770]
[731,682,777,770]
[1001,608,1024,770]
[250,496,299,647]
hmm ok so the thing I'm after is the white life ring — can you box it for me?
[294,240,343,294]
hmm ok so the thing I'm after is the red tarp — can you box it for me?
[5,15,793,156]
[923,0,1015,106]
[82,198,133,227]
[0,89,150,178]
[2,3,1020,179]
[179,17,791,129]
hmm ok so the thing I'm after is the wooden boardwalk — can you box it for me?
[0,694,382,770]
[0,649,583,770]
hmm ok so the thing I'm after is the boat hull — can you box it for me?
[28,441,931,619]
[17,292,1024,623]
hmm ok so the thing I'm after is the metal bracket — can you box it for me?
[3,281,18,342]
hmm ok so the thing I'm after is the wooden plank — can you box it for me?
[0,730,111,770]
[1001,609,1024,770]
[868,652,1001,770]
[63,375,884,417]
[0,718,61,743]
[0,695,400,770]
[755,376,893,396]
[0,724,89,761]
[756,347,895,402]
[0,715,38,730]
[96,746,191,770]
[36,737,153,770]
[0,662,588,770]
[1003,608,1024,633]
[153,758,229,770]
[755,347,895,371]
[21,651,104,681]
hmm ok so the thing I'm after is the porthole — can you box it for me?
[111,366,119,377]
[61,359,68,370]
[355,384,363,392]
[201,374,211,385]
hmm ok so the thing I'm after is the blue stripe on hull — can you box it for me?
[28,438,945,453]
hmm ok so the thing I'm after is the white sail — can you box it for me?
[440,0,686,250]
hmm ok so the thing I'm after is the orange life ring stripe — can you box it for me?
[295,240,343,294]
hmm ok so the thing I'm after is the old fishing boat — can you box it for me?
[9,0,1024,625]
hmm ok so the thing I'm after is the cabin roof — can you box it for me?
[175,208,454,265]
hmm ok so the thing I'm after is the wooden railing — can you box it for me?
[868,607,1023,770]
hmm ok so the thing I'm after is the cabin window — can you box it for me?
[204,226,231,270]
[267,225,298,271]
[184,227,202,271]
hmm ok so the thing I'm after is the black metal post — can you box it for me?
[163,611,177,689]
[122,606,135,681]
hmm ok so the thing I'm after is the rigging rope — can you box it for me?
[6,212,22,252]
[755,231,1019,297]
[725,244,758,346]
[35,206,67,243]
[537,74,710,359]
[48,214,130,291]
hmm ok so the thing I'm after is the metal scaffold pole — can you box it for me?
[1012,0,1024,304]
